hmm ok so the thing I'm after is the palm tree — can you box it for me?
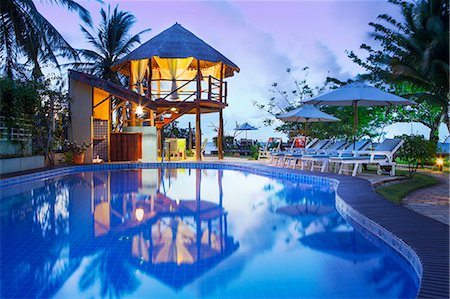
[73,5,151,85]
[388,0,449,135]
[0,0,92,79]
[350,0,449,140]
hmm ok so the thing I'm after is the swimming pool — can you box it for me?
[0,165,419,298]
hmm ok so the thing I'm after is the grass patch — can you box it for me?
[375,171,437,204]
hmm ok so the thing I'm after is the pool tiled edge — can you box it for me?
[1,161,448,298]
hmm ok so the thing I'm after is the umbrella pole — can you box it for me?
[353,101,358,150]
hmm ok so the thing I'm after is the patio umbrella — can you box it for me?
[276,104,340,136]
[234,122,258,139]
[303,83,413,149]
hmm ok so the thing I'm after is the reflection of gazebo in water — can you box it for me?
[112,23,240,160]
[130,169,239,290]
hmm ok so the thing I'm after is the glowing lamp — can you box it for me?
[436,157,444,171]
[135,105,144,116]
[176,198,180,206]
[135,208,144,221]
[170,107,178,112]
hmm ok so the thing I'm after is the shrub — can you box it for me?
[396,135,436,177]
[250,143,260,160]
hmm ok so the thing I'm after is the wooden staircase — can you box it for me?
[155,105,193,129]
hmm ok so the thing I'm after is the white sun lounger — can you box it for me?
[300,140,371,172]
[284,139,332,169]
[258,137,282,160]
[329,138,404,176]
[270,137,318,166]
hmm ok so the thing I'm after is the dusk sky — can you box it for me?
[37,0,449,142]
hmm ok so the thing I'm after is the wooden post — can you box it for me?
[218,111,223,159]
[224,81,228,104]
[157,128,162,159]
[207,76,212,101]
[219,63,224,103]
[129,63,136,126]
[196,60,202,101]
[195,106,201,161]
[217,63,224,159]
[195,60,202,161]
[188,122,192,150]
[148,58,155,127]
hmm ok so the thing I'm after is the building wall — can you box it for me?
[123,126,158,162]
[69,78,93,163]
[93,87,111,161]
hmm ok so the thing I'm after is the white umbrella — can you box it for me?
[303,83,413,148]
[277,104,340,135]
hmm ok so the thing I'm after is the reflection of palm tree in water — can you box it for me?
[78,241,140,298]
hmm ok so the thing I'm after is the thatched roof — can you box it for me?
[112,23,239,78]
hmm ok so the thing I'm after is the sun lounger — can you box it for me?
[329,138,404,176]
[300,140,371,172]
[270,137,318,165]
[284,139,332,168]
[258,137,282,160]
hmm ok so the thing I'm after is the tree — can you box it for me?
[72,5,150,85]
[348,0,449,141]
[253,68,392,140]
[0,0,93,78]
[396,134,436,177]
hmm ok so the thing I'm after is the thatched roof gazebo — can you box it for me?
[112,23,240,160]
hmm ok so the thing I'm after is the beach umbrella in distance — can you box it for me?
[276,104,340,136]
[303,83,413,149]
[234,122,258,139]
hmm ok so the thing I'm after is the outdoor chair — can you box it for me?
[270,137,317,166]
[258,137,282,160]
[329,138,404,176]
[300,140,371,172]
[284,139,332,169]
[193,138,208,160]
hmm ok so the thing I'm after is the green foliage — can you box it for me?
[185,149,194,157]
[348,0,449,139]
[250,143,260,160]
[0,77,39,118]
[1,0,93,78]
[72,5,150,85]
[58,151,74,165]
[376,171,437,204]
[163,121,189,139]
[213,136,236,150]
[254,68,392,140]
[63,140,91,154]
[0,76,70,164]
[396,134,436,177]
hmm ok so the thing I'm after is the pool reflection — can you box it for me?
[0,168,419,298]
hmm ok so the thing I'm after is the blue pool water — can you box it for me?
[0,168,419,298]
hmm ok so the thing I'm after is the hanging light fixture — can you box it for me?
[135,105,144,116]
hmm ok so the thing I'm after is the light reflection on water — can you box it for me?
[0,168,419,298]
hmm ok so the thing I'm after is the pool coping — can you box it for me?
[1,161,448,299]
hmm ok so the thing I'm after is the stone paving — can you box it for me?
[401,171,450,226]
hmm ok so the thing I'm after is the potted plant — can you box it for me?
[64,140,91,165]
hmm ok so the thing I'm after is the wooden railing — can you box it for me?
[143,76,227,103]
